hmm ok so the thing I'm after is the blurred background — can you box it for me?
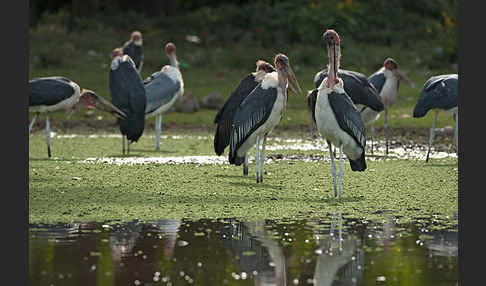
[28,0,458,132]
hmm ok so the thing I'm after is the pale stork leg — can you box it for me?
[255,135,261,183]
[426,110,438,163]
[155,114,162,151]
[45,113,51,158]
[122,135,126,155]
[454,112,458,154]
[338,143,343,199]
[384,108,389,156]
[29,113,38,135]
[127,140,131,154]
[259,136,267,183]
[327,140,337,197]
[243,152,249,175]
[370,124,375,155]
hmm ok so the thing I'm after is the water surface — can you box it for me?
[29,215,458,285]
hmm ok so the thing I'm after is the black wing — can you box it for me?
[328,91,366,150]
[328,91,367,171]
[144,70,182,114]
[122,41,143,70]
[307,89,318,124]
[214,73,259,155]
[29,76,75,106]
[109,56,146,142]
[316,68,384,112]
[413,74,458,118]
[229,84,278,165]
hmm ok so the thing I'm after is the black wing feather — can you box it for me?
[315,69,384,112]
[214,74,259,155]
[307,89,318,124]
[229,84,278,165]
[122,41,143,70]
[328,91,367,171]
[29,77,75,107]
[109,56,147,142]
[413,74,458,118]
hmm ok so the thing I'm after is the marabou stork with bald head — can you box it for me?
[110,53,147,154]
[214,59,276,175]
[143,42,184,151]
[29,76,126,158]
[365,57,415,155]
[229,54,302,183]
[313,29,367,199]
[122,31,144,73]
[413,74,458,162]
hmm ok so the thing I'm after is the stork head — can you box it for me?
[384,57,415,88]
[131,31,143,46]
[111,48,123,59]
[323,29,341,88]
[73,89,126,119]
[255,60,276,73]
[274,53,302,96]
[165,42,176,55]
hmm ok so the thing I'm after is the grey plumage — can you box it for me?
[314,68,384,112]
[110,56,146,142]
[144,71,182,115]
[229,84,278,165]
[413,74,458,118]
[328,91,367,171]
[29,77,76,107]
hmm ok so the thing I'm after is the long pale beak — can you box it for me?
[93,95,127,118]
[394,69,415,88]
[287,66,303,96]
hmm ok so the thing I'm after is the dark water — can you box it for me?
[29,214,458,286]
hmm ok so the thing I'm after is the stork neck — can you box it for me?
[169,54,179,69]
[277,69,288,97]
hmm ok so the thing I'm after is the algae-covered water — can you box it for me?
[29,214,458,285]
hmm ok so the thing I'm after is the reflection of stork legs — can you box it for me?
[29,113,38,135]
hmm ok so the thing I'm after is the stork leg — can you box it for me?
[29,113,38,135]
[155,114,162,151]
[243,152,249,175]
[255,135,261,183]
[327,140,337,197]
[426,110,438,163]
[260,135,267,183]
[384,108,389,156]
[338,143,343,199]
[454,112,458,154]
[370,124,375,155]
[122,135,126,155]
[45,113,51,158]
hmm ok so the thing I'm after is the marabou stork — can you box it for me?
[313,29,367,199]
[110,54,147,154]
[308,63,383,155]
[122,31,144,73]
[365,58,415,155]
[143,42,184,151]
[213,59,276,175]
[29,76,126,158]
[413,74,458,162]
[229,54,302,183]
